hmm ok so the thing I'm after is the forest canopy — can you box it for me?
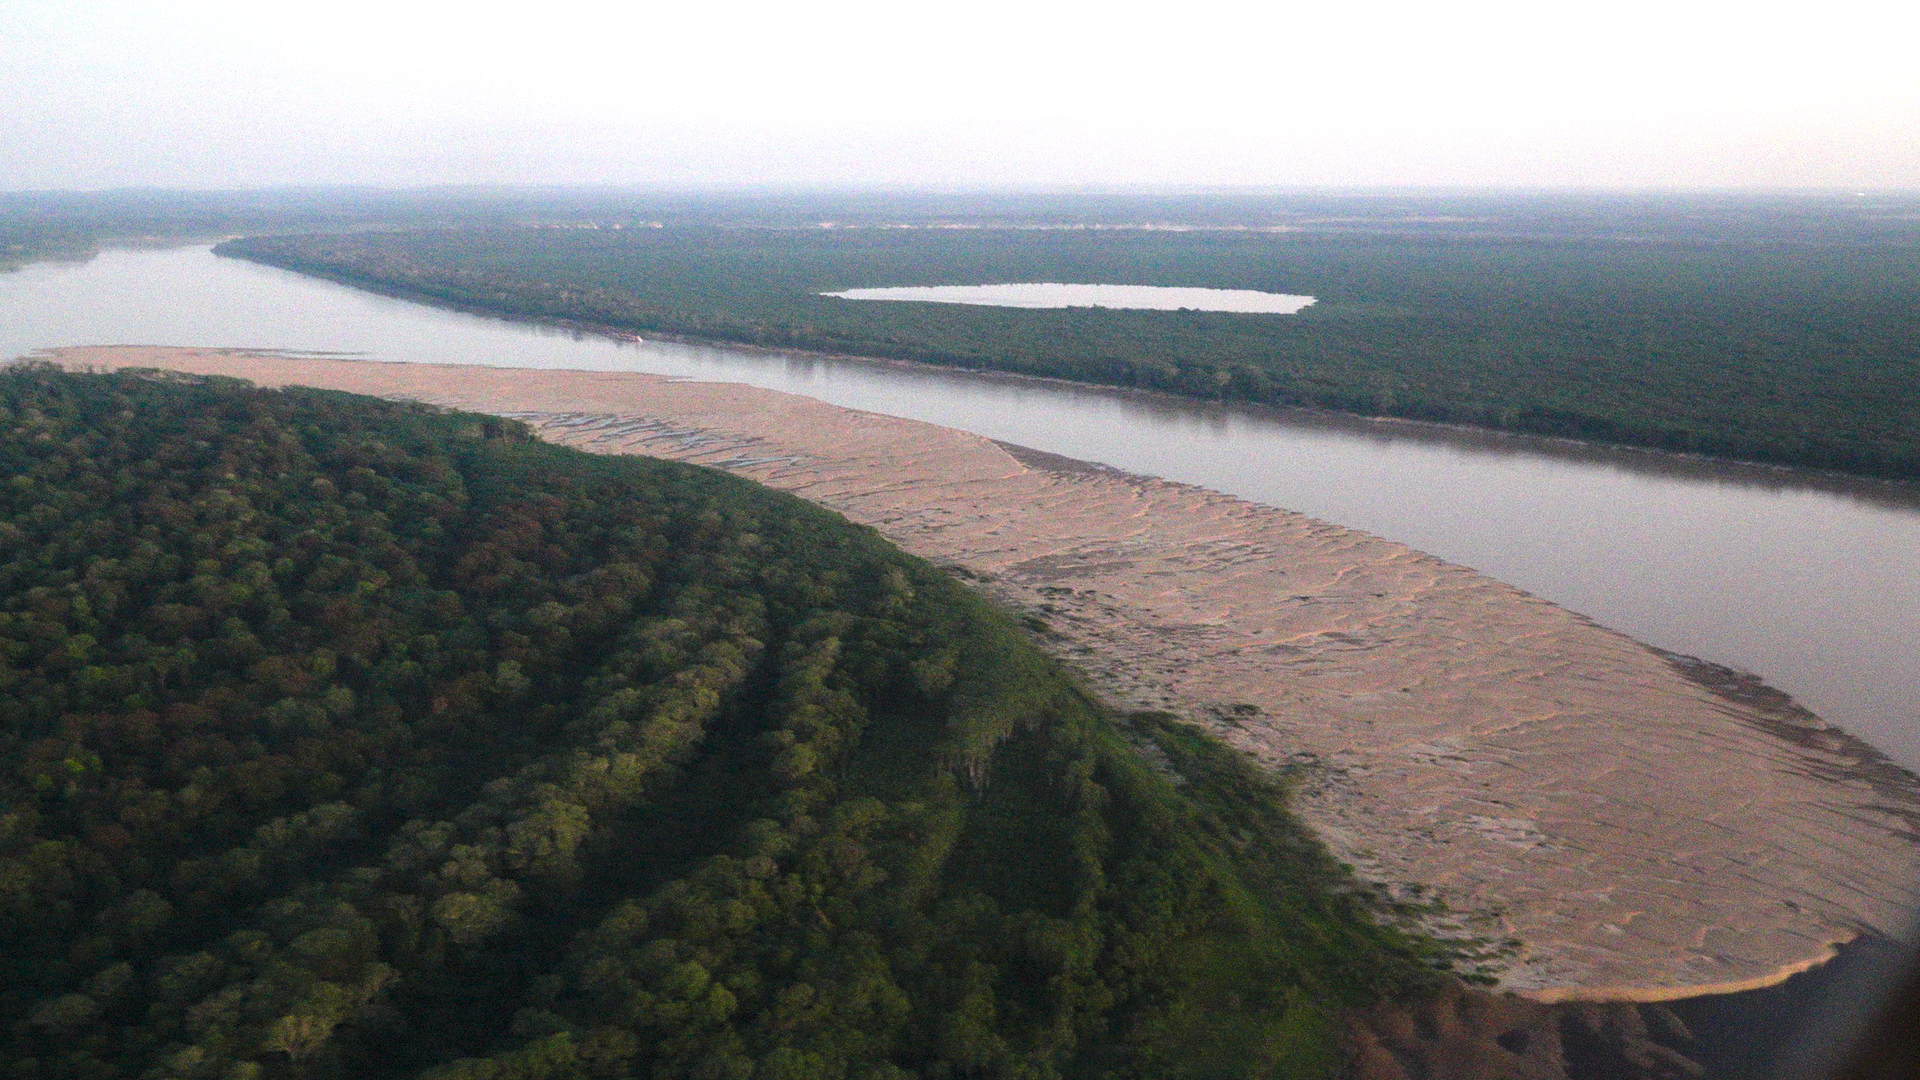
[218,223,1920,480]
[0,365,1448,1080]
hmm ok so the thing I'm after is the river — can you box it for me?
[5,245,1917,770]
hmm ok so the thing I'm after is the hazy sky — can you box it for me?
[5,0,1918,190]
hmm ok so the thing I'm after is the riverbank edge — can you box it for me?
[210,241,1920,499]
[27,347,1920,1030]
[1528,943,1844,1005]
[993,441,1917,1010]
[990,436,1915,1073]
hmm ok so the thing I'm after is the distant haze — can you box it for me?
[5,0,1919,190]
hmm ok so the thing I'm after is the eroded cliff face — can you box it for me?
[1348,931,1915,1080]
[45,347,1920,1011]
[1345,983,1707,1080]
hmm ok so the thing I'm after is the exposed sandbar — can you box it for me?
[39,346,1920,1001]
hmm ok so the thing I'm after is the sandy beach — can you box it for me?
[40,345,1920,1002]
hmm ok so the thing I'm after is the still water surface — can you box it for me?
[5,247,1917,768]
[822,282,1317,313]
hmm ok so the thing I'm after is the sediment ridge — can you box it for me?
[38,345,1920,1002]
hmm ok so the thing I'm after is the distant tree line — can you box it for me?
[219,226,1920,481]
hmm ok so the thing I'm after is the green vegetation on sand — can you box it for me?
[0,366,1449,1080]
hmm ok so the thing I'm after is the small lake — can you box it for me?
[5,246,1918,769]
[822,282,1317,313]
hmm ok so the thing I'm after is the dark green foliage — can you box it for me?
[0,367,1441,1080]
[219,222,1920,479]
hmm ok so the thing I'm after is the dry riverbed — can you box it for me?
[40,345,1920,1003]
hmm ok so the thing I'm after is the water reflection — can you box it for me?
[3,245,1917,769]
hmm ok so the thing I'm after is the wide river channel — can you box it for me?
[6,246,1918,769]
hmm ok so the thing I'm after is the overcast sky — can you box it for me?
[5,0,1918,191]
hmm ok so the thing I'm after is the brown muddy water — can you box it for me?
[4,245,1917,774]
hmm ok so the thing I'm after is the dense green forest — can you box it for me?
[218,222,1920,479]
[12,185,1919,478]
[0,366,1453,1080]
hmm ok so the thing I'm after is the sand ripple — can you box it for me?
[45,347,1920,1001]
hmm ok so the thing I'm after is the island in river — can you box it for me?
[45,344,1920,1012]
[214,213,1920,481]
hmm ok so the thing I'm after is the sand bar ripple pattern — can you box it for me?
[46,347,1920,1002]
